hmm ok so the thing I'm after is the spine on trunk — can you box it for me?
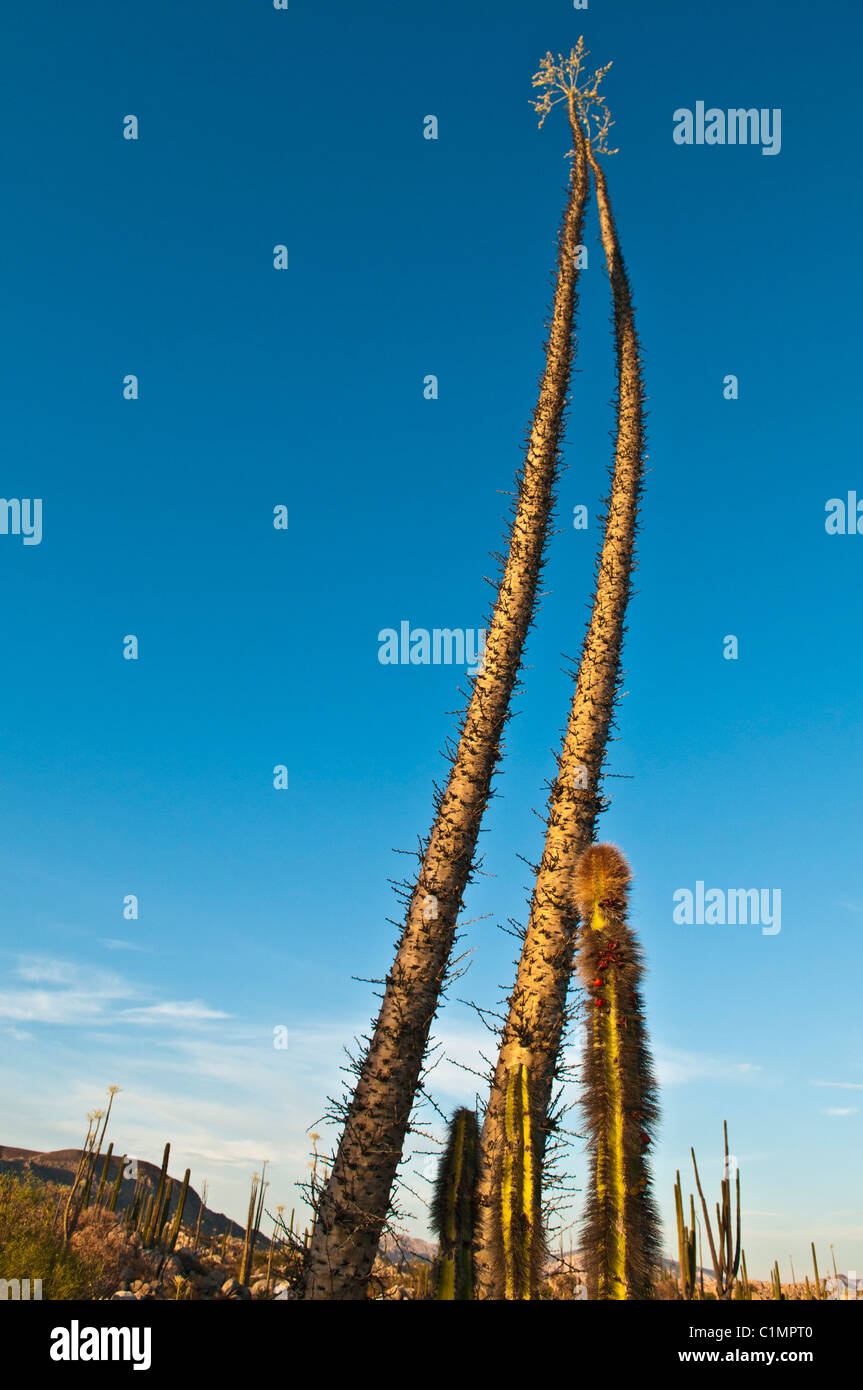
[572,843,659,1299]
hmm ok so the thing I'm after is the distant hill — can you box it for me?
[0,1144,248,1243]
[377,1232,436,1265]
[0,1145,437,1263]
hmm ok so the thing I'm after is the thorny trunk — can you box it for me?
[473,130,647,1298]
[303,121,589,1300]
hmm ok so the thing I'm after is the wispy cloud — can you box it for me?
[0,957,228,1031]
[824,1107,858,1117]
[120,1001,231,1024]
[101,939,147,953]
[811,1080,863,1091]
[654,1047,764,1086]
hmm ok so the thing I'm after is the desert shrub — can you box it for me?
[0,1173,93,1297]
[0,1173,149,1299]
[67,1207,150,1298]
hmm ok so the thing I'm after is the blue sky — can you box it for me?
[1,0,861,1281]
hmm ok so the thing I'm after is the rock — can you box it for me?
[272,1282,290,1300]
[221,1277,241,1296]
[174,1247,206,1275]
[112,1291,139,1300]
[250,1279,269,1297]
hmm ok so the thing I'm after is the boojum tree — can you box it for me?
[303,74,592,1299]
[572,844,660,1300]
[473,49,648,1297]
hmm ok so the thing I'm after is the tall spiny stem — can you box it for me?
[474,47,647,1297]
[304,64,592,1301]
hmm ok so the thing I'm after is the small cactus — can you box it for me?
[811,1242,824,1300]
[691,1122,741,1300]
[93,1143,114,1208]
[674,1171,697,1299]
[166,1169,191,1253]
[108,1155,126,1213]
[492,1064,543,1300]
[145,1143,170,1246]
[430,1107,479,1300]
[573,844,660,1299]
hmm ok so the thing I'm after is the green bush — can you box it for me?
[0,1172,147,1299]
[0,1174,97,1297]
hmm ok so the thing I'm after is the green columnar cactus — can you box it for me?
[157,1179,174,1245]
[691,1122,741,1300]
[193,1179,208,1252]
[124,1178,139,1230]
[266,1215,278,1293]
[811,1243,823,1300]
[145,1143,170,1246]
[239,1174,260,1285]
[108,1155,125,1213]
[138,1192,153,1238]
[133,1181,150,1233]
[492,1064,543,1300]
[430,1107,479,1299]
[252,1162,268,1272]
[164,1170,190,1252]
[94,1143,114,1209]
[674,1171,697,1299]
[573,845,660,1300]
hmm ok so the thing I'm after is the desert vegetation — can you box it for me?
[0,1095,847,1300]
[0,43,850,1306]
